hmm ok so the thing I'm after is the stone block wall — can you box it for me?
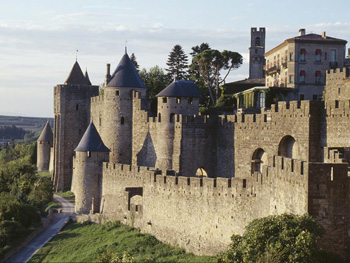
[53,84,99,191]
[99,158,309,255]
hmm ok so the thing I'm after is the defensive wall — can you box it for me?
[78,156,315,255]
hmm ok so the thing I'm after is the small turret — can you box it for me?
[84,69,92,85]
[156,80,200,122]
[37,122,53,171]
[71,122,109,214]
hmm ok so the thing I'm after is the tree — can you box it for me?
[130,53,139,71]
[190,49,242,105]
[189,43,211,107]
[166,45,188,80]
[139,66,171,114]
[217,214,339,263]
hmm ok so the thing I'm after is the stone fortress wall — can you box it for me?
[48,54,350,261]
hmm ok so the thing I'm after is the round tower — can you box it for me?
[71,122,109,214]
[155,80,200,170]
[37,122,53,171]
[97,52,146,164]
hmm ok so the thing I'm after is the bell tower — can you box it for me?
[249,27,265,79]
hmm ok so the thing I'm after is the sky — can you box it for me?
[0,0,349,117]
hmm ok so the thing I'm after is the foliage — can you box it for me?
[189,43,212,107]
[217,214,338,263]
[166,44,189,80]
[29,222,214,263]
[130,53,139,71]
[139,66,171,115]
[190,48,242,105]
[98,250,134,263]
[0,142,53,258]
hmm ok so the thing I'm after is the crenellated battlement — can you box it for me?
[326,67,350,82]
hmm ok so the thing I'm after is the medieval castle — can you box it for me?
[37,28,350,261]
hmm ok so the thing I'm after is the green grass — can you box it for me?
[56,191,75,204]
[29,221,215,263]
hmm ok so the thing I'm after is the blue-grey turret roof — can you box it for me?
[106,53,146,88]
[65,61,91,85]
[38,122,53,142]
[75,122,110,152]
[156,80,201,97]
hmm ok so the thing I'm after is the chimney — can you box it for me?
[299,29,305,36]
[322,31,326,38]
[105,63,111,86]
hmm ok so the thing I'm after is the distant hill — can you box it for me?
[0,115,54,132]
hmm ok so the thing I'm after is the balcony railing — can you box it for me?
[266,65,281,75]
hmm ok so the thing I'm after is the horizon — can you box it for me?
[0,0,349,117]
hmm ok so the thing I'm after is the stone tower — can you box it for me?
[249,27,265,79]
[92,53,147,164]
[71,122,109,214]
[53,61,99,191]
[155,80,200,171]
[37,122,53,171]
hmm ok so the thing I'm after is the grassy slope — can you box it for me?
[29,222,215,263]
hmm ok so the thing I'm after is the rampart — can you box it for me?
[84,156,313,255]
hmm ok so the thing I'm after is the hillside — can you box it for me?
[0,115,53,132]
[29,222,215,263]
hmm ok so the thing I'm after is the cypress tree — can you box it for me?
[166,45,188,80]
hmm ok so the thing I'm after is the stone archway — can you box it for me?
[278,135,299,159]
[251,148,267,173]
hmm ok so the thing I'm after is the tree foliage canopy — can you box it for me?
[191,49,242,105]
[217,214,339,263]
[166,44,188,80]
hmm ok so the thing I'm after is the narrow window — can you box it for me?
[300,94,305,101]
[289,52,294,61]
[289,75,294,83]
[158,113,161,122]
[162,97,167,103]
[299,70,306,83]
[116,90,120,96]
[121,117,125,124]
[170,113,175,123]
[335,100,339,108]
[188,98,193,104]
[255,37,261,46]
[87,151,91,158]
[176,97,181,104]
[300,49,306,62]
[315,49,321,62]
[76,104,79,111]
[315,71,322,84]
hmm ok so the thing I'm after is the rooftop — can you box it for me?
[156,80,201,97]
[37,122,53,142]
[75,122,110,152]
[106,53,146,88]
[65,61,91,85]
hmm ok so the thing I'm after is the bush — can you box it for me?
[217,214,337,263]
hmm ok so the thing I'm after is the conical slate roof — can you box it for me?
[106,53,146,88]
[65,61,91,85]
[75,122,110,152]
[38,122,53,142]
[156,80,201,97]
[84,69,92,85]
